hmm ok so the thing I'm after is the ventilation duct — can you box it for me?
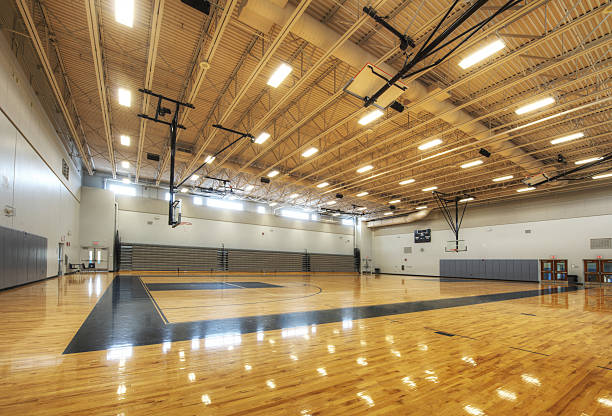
[367,209,431,228]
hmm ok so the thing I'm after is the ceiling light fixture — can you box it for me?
[389,199,400,204]
[121,160,130,169]
[493,175,513,182]
[517,187,535,192]
[267,63,292,88]
[288,193,299,199]
[356,207,367,211]
[415,205,427,210]
[356,165,373,173]
[301,147,318,157]
[115,0,134,27]
[592,173,612,180]
[254,132,270,144]
[356,192,369,197]
[120,135,130,146]
[358,109,384,126]
[575,156,603,165]
[459,197,474,202]
[458,39,505,69]
[269,202,277,207]
[460,160,483,169]
[245,184,254,191]
[515,96,555,115]
[267,170,280,177]
[190,174,199,180]
[118,88,131,107]
[399,179,415,185]
[418,138,443,151]
[326,200,337,205]
[204,155,215,164]
[422,186,438,192]
[317,182,329,188]
[383,212,393,216]
[121,178,130,184]
[550,132,584,145]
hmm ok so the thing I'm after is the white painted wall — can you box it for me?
[0,33,81,277]
[372,188,612,282]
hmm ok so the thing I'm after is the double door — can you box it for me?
[540,259,568,281]
[584,259,612,283]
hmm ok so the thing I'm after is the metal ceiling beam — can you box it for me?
[155,0,239,185]
[85,0,116,177]
[14,0,93,174]
[179,0,314,183]
[135,0,165,183]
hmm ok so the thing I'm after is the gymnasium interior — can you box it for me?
[0,0,611,414]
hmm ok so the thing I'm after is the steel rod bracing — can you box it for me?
[433,191,472,250]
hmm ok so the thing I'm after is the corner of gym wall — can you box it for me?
[0,31,81,279]
[79,187,116,268]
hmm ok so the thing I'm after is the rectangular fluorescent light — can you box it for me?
[281,210,309,220]
[118,88,131,107]
[422,186,438,192]
[191,174,199,180]
[356,207,367,211]
[383,212,393,216]
[399,179,415,185]
[550,132,584,145]
[267,170,280,177]
[326,200,337,205]
[204,155,215,164]
[358,109,384,126]
[255,132,270,144]
[193,196,203,205]
[356,165,373,173]
[121,160,130,169]
[341,218,354,226]
[317,182,329,188]
[245,184,254,191]
[415,205,427,210]
[460,160,483,169]
[459,197,474,202]
[108,184,136,196]
[389,199,401,204]
[575,157,603,165]
[120,135,130,146]
[517,187,536,192]
[257,206,266,214]
[115,0,134,27]
[301,147,318,157]
[515,96,555,115]
[418,138,443,150]
[356,191,368,197]
[180,187,188,193]
[288,193,299,199]
[267,63,292,88]
[593,173,612,179]
[269,202,277,207]
[207,199,243,211]
[493,175,513,182]
[458,39,505,69]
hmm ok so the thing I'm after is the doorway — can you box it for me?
[540,259,568,281]
[58,243,64,276]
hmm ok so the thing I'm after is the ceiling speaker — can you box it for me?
[478,148,491,158]
[336,193,344,199]
[260,177,270,184]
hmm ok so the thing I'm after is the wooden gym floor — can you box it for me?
[0,272,610,415]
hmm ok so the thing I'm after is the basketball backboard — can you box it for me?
[344,63,407,110]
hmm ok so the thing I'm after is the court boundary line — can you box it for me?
[138,276,170,324]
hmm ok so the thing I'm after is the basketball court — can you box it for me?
[1,0,611,414]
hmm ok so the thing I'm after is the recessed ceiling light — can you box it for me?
[121,178,130,184]
[118,88,131,107]
[326,200,337,205]
[358,109,384,126]
[288,193,299,199]
[356,165,373,173]
[415,205,427,210]
[317,182,329,188]
[550,132,584,145]
[356,191,369,197]
[399,179,415,185]
[460,160,483,169]
[269,202,277,206]
[418,138,443,151]
[267,63,292,88]
[120,135,130,146]
[493,175,513,182]
[592,172,612,179]
[255,132,271,144]
[267,170,280,177]
[517,187,535,192]
[121,160,130,169]
[115,0,134,27]
[459,197,474,202]
[301,147,318,157]
[383,212,393,216]
[245,184,254,191]
[515,96,555,115]
[458,39,505,69]
[204,155,215,164]
[422,186,438,192]
[389,199,400,204]
[575,156,603,165]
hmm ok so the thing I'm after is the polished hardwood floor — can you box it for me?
[0,272,610,415]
